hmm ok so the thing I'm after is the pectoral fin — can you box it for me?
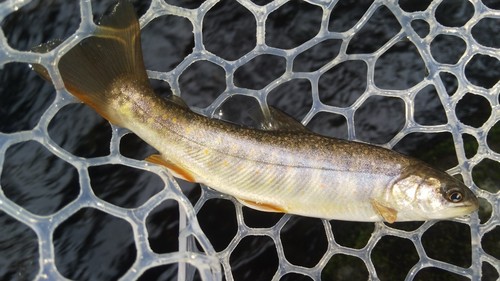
[145,154,195,183]
[237,198,287,213]
[371,200,398,223]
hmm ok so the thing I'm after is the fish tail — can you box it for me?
[31,0,149,125]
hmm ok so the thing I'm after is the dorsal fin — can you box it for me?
[258,107,309,132]
[167,94,189,109]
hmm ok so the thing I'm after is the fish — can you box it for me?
[30,0,478,223]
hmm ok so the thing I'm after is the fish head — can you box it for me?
[390,164,478,221]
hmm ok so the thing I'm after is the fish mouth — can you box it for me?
[452,200,479,213]
[467,203,479,212]
[467,196,480,211]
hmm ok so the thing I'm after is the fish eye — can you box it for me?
[446,190,464,203]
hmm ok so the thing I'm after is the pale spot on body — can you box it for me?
[117,101,135,120]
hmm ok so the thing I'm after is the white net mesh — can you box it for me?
[0,0,499,280]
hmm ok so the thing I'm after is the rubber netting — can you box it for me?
[0,0,499,280]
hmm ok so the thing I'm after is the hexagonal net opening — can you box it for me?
[0,0,498,280]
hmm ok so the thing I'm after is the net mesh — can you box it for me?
[0,0,499,280]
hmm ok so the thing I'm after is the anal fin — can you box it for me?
[237,198,287,213]
[145,154,195,183]
[371,199,398,223]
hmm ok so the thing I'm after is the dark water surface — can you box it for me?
[0,0,498,280]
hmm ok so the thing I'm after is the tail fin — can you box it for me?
[31,0,149,125]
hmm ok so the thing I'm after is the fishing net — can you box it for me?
[0,0,499,280]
